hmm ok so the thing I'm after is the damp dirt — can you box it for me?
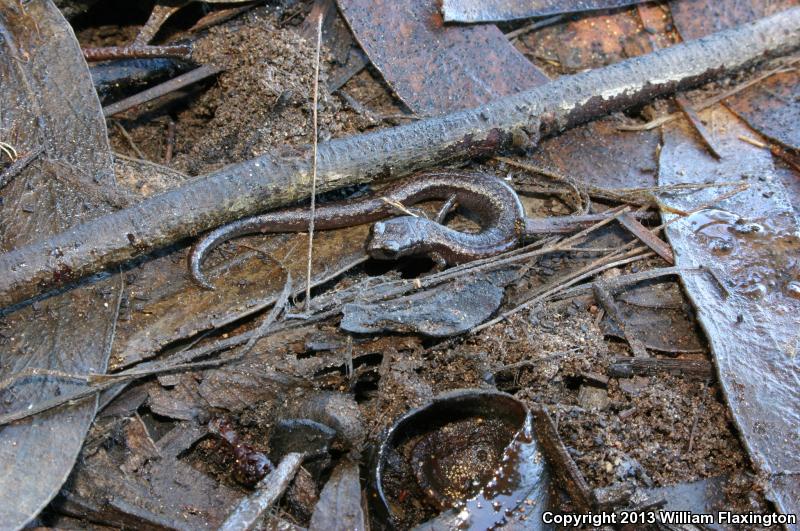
[170,8,356,175]
[419,295,746,490]
[93,6,371,176]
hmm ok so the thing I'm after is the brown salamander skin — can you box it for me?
[188,171,526,289]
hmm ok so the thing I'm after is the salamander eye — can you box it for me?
[374,239,401,260]
[384,240,400,252]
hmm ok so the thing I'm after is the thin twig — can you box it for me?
[608,357,713,379]
[514,179,750,326]
[0,141,18,161]
[164,119,176,164]
[617,57,800,131]
[557,246,624,253]
[0,276,292,427]
[103,64,223,117]
[220,452,305,531]
[493,350,576,375]
[189,4,257,33]
[305,13,323,313]
[500,156,746,208]
[112,120,147,160]
[546,206,629,249]
[497,156,589,214]
[97,276,293,380]
[553,266,690,300]
[240,274,292,357]
[531,404,596,512]
[739,134,800,172]
[472,246,653,333]
[544,180,751,307]
[0,146,42,190]
[618,211,674,264]
[675,95,722,159]
[435,194,458,223]
[381,196,419,217]
[506,14,565,41]
[593,279,649,357]
[739,135,767,149]
[82,44,192,62]
[345,334,355,387]
[686,399,704,453]
[0,368,91,391]
[134,3,182,45]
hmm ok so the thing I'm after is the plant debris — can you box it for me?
[2,1,800,529]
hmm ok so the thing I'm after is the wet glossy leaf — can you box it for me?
[659,106,800,519]
[337,0,548,115]
[442,0,649,23]
[0,1,118,527]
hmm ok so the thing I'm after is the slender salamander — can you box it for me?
[189,171,629,289]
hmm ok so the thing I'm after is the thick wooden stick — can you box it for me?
[2,8,800,308]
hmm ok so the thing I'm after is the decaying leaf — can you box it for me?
[337,0,548,114]
[518,4,676,74]
[111,226,368,369]
[660,106,800,519]
[725,70,800,151]
[670,0,796,40]
[442,0,650,23]
[600,279,706,353]
[56,420,240,529]
[0,1,120,527]
[341,277,508,337]
[529,118,659,191]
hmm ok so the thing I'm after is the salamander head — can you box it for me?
[367,217,429,260]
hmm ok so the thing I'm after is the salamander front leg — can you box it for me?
[428,251,448,271]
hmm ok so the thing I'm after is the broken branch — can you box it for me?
[102,64,223,117]
[531,404,596,512]
[220,452,305,531]
[608,357,714,379]
[2,8,800,308]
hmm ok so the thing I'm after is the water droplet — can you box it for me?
[742,282,767,300]
[787,281,800,300]
[732,221,764,235]
[708,238,734,255]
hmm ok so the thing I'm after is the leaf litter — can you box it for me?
[2,0,799,529]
